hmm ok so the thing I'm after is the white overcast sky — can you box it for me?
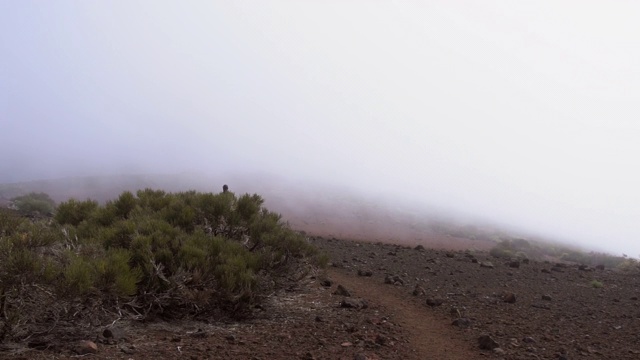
[2,1,640,255]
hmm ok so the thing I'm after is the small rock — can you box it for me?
[189,328,207,338]
[509,261,520,268]
[340,298,368,309]
[333,285,351,296]
[119,344,136,355]
[341,342,353,347]
[226,334,236,342]
[426,298,443,307]
[74,340,98,355]
[503,293,517,303]
[452,318,472,328]
[542,294,552,301]
[445,252,455,258]
[480,261,494,269]
[357,269,373,277]
[493,347,506,354]
[412,284,426,296]
[384,275,403,285]
[103,326,125,340]
[320,279,333,287]
[478,335,500,350]
[414,245,425,251]
[375,334,388,346]
[522,336,536,343]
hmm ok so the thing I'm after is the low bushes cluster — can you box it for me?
[0,189,323,341]
[9,192,56,216]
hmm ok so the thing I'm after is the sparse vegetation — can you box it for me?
[489,237,630,267]
[9,192,56,216]
[0,189,323,342]
[590,280,604,288]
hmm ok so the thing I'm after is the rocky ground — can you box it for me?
[314,236,640,360]
[3,235,640,359]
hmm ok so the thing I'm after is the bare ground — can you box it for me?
[5,233,640,360]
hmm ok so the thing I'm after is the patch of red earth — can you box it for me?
[285,214,495,252]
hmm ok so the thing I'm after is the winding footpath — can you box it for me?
[329,268,477,360]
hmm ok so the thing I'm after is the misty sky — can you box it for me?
[2,1,640,256]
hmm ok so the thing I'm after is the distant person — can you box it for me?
[223,184,229,193]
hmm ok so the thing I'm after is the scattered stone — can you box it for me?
[503,292,517,303]
[315,316,323,322]
[375,334,389,346]
[320,279,333,287]
[542,294,552,301]
[478,335,500,350]
[509,261,520,268]
[480,261,494,269]
[103,326,125,340]
[426,298,443,307]
[358,269,373,277]
[384,275,403,286]
[189,328,207,338]
[414,245,425,251]
[340,298,368,309]
[530,303,551,310]
[341,342,353,347]
[493,347,506,354]
[522,336,536,343]
[333,284,351,296]
[119,344,136,355]
[541,269,551,274]
[452,318,472,328]
[74,340,98,355]
[412,284,426,296]
[445,252,455,258]
[226,334,236,342]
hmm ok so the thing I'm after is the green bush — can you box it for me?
[0,187,322,341]
[10,192,56,216]
[55,198,99,226]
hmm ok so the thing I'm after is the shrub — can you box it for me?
[590,280,604,288]
[489,246,513,259]
[0,188,323,341]
[55,199,98,226]
[10,192,56,216]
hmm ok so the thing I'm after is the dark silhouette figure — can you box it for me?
[223,184,229,193]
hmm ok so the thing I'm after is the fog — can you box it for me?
[2,2,640,256]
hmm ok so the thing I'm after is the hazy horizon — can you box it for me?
[2,2,640,256]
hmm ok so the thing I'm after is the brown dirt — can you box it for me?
[4,233,640,359]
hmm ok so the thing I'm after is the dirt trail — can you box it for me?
[329,268,477,360]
